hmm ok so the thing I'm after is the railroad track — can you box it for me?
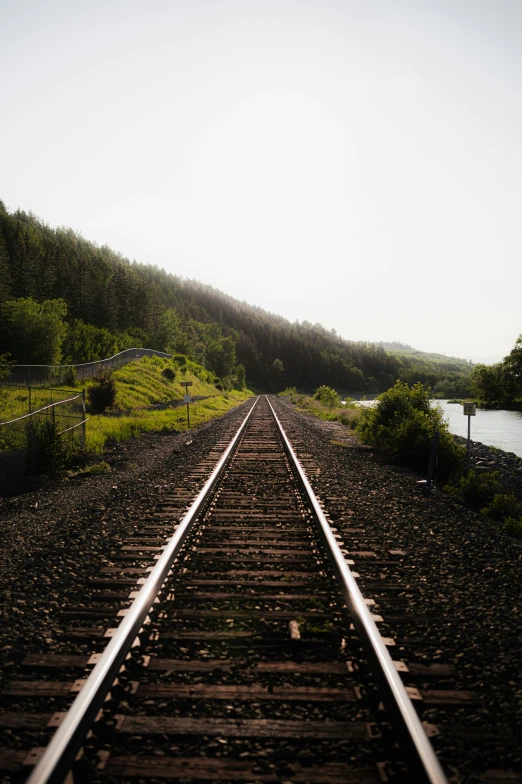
[1,396,450,783]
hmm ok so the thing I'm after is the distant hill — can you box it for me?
[373,344,473,373]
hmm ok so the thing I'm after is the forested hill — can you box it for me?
[0,201,458,393]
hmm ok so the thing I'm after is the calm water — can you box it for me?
[435,400,522,458]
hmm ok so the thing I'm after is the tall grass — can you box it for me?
[2,356,253,457]
[86,390,252,453]
[278,388,360,428]
[111,356,218,409]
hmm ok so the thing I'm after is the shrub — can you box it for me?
[63,366,77,387]
[313,385,340,408]
[481,492,522,520]
[26,418,77,474]
[357,381,463,477]
[88,370,116,413]
[162,366,176,381]
[173,353,188,368]
[503,516,522,537]
[445,470,501,507]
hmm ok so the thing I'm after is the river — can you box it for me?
[435,400,522,458]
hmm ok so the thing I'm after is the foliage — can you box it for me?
[357,382,463,476]
[162,366,176,381]
[279,387,297,399]
[279,387,360,428]
[503,516,522,537]
[0,353,14,381]
[26,418,78,474]
[234,363,246,390]
[313,385,340,408]
[481,493,522,521]
[63,366,77,387]
[106,357,218,410]
[87,370,117,413]
[0,202,496,396]
[86,389,253,453]
[444,470,501,507]
[0,297,68,364]
[378,344,474,397]
[0,205,407,392]
[62,319,121,363]
[445,475,522,538]
[0,353,14,409]
[152,309,181,353]
[471,335,522,409]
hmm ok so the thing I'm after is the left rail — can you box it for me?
[27,397,259,784]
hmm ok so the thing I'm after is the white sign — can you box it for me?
[184,394,191,404]
[462,402,477,416]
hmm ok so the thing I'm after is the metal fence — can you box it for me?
[3,348,172,386]
[0,394,88,455]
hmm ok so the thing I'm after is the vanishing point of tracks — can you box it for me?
[3,397,448,783]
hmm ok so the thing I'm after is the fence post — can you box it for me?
[28,386,32,413]
[81,389,87,446]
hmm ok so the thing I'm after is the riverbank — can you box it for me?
[436,399,522,458]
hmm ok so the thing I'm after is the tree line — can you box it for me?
[0,201,479,394]
[471,338,522,409]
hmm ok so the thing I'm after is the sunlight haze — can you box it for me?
[2,0,521,364]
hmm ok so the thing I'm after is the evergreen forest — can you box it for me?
[0,201,508,399]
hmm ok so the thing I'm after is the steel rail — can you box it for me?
[27,397,259,784]
[267,397,449,784]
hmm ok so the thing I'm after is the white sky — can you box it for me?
[2,0,521,364]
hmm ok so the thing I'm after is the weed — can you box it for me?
[85,461,111,475]
[503,516,522,537]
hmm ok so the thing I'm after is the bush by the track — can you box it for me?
[356,381,464,478]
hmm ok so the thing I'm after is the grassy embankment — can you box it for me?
[1,356,253,454]
[278,387,360,428]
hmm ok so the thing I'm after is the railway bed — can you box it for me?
[0,396,520,783]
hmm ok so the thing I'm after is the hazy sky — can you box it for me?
[2,0,521,364]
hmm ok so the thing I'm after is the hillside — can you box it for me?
[375,345,473,398]
[0,201,470,395]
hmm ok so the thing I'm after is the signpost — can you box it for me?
[181,381,193,430]
[462,402,477,473]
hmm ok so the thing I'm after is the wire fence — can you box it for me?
[3,348,172,386]
[0,394,88,455]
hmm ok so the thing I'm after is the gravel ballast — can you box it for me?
[1,395,521,782]
[271,397,522,780]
